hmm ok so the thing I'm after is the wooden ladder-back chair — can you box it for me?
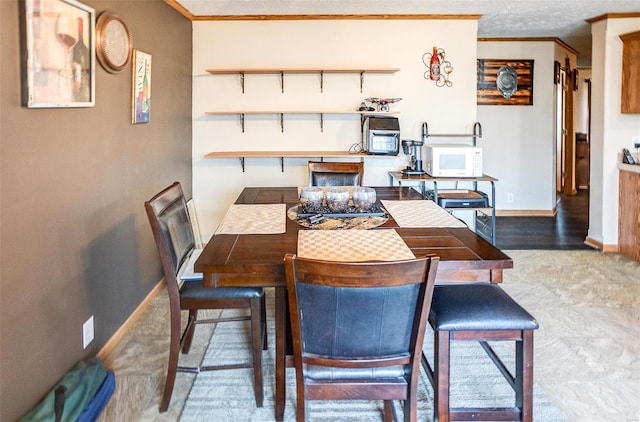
[145,182,267,412]
[308,161,364,186]
[284,254,439,422]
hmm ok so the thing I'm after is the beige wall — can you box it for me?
[575,67,593,135]
[192,18,480,237]
[477,40,577,212]
[0,1,192,420]
[589,16,640,249]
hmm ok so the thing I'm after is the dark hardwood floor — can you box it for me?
[495,189,592,250]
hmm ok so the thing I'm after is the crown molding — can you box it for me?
[586,12,640,24]
[163,2,481,22]
[478,37,579,56]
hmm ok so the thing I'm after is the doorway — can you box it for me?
[575,78,592,190]
[555,68,567,192]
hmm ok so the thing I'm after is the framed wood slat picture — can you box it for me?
[477,59,534,106]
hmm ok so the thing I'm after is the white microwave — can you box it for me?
[424,144,483,177]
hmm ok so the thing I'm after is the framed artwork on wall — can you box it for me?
[477,59,534,106]
[132,49,151,124]
[21,0,95,108]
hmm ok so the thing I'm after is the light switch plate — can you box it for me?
[83,316,94,349]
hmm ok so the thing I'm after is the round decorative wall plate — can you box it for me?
[496,65,518,99]
[95,12,132,74]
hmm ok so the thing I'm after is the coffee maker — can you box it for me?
[401,122,428,175]
[401,139,425,175]
[402,122,429,176]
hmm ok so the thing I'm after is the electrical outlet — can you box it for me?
[507,193,514,203]
[83,316,94,349]
[633,136,640,149]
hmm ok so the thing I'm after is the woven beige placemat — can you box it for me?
[297,229,415,261]
[381,200,467,228]
[215,204,286,234]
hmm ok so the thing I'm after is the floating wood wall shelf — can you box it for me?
[205,68,400,93]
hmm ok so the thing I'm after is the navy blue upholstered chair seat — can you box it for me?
[179,282,263,301]
[429,284,539,331]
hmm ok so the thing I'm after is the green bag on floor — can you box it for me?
[19,357,107,422]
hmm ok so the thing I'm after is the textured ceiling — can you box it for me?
[174,0,640,66]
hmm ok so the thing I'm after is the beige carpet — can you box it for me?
[180,271,569,420]
[170,250,640,422]
[112,249,639,421]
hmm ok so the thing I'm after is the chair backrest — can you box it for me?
[308,161,364,186]
[186,198,203,249]
[145,182,196,289]
[284,254,439,368]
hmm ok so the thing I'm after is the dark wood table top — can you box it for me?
[195,186,513,287]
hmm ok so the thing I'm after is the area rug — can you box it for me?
[180,289,568,421]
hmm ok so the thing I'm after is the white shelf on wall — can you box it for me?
[205,151,397,172]
[205,68,401,93]
[203,66,402,170]
[203,110,400,132]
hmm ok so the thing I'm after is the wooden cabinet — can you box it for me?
[618,165,640,262]
[620,31,640,114]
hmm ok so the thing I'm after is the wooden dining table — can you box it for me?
[195,186,513,421]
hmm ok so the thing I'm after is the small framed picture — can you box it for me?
[21,0,96,108]
[132,49,151,124]
[573,69,579,91]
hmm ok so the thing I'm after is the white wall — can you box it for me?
[477,41,576,212]
[575,67,592,136]
[192,19,479,237]
[589,17,640,248]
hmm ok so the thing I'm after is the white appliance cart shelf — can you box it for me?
[388,171,497,245]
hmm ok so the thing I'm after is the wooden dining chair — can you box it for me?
[284,253,440,422]
[145,182,267,412]
[308,160,364,186]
